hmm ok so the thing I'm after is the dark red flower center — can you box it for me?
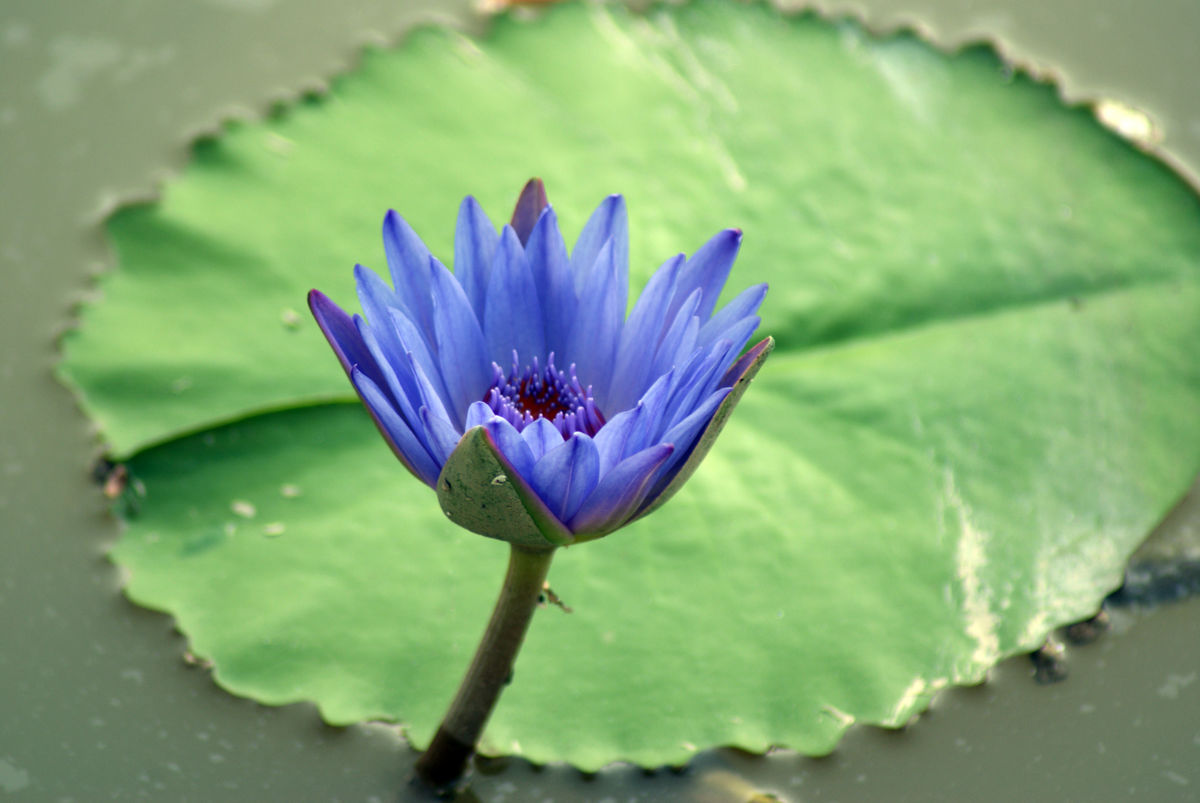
[484,353,604,437]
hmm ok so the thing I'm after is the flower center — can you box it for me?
[484,352,605,437]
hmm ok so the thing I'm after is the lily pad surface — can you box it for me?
[64,0,1200,770]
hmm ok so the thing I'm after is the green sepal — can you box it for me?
[436,426,573,549]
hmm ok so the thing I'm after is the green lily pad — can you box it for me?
[66,0,1200,770]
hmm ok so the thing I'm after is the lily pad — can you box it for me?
[66,0,1200,770]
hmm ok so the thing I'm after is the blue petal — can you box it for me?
[355,316,427,447]
[663,386,731,455]
[354,262,402,328]
[524,207,576,360]
[649,287,701,381]
[696,283,767,351]
[568,444,674,535]
[624,370,675,456]
[354,264,429,405]
[566,238,624,410]
[531,432,600,522]
[608,253,684,413]
[307,290,391,398]
[465,400,494,430]
[591,403,644,474]
[408,352,455,428]
[484,225,546,365]
[429,255,491,426]
[349,366,440,486]
[660,350,727,433]
[453,196,498,323]
[386,307,454,420]
[649,386,731,490]
[419,406,463,466]
[708,316,761,377]
[662,335,738,418]
[382,210,435,341]
[670,228,742,322]
[481,417,535,480]
[520,417,562,462]
[570,194,627,297]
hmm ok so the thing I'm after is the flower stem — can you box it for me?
[414,544,555,790]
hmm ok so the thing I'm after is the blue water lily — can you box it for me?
[309,180,771,548]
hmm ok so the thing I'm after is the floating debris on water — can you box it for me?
[230,500,256,518]
[280,307,302,329]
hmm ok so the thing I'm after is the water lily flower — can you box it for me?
[307,180,771,788]
[308,179,771,549]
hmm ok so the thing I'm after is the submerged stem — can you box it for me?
[414,544,555,790]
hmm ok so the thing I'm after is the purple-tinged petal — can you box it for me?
[453,196,498,323]
[569,443,674,538]
[721,333,773,387]
[608,253,684,412]
[484,226,546,365]
[419,406,463,466]
[349,366,440,487]
[429,255,491,425]
[382,210,435,341]
[308,289,393,401]
[531,432,600,523]
[696,283,767,351]
[669,228,742,323]
[566,238,624,409]
[633,336,774,522]
[570,194,627,296]
[520,417,562,462]
[436,426,572,548]
[509,177,549,246]
[480,417,535,480]
[524,206,576,360]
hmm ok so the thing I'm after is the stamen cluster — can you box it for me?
[484,352,605,437]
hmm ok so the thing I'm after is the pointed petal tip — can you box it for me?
[511,178,551,245]
[307,288,352,337]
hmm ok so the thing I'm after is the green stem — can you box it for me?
[414,544,555,790]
